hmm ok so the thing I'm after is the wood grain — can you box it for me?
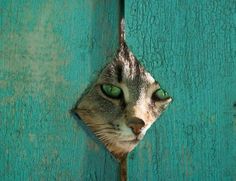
[1,0,235,180]
[126,0,236,180]
[0,1,120,180]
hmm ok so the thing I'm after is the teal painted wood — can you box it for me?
[0,0,120,180]
[126,0,236,181]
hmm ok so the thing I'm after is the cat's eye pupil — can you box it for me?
[101,84,122,99]
[154,88,170,100]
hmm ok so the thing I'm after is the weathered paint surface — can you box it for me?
[126,0,236,181]
[0,0,120,180]
[1,0,236,181]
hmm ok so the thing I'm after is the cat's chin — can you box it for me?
[106,138,141,160]
[105,133,146,158]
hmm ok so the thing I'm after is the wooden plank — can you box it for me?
[126,0,236,180]
[0,0,120,180]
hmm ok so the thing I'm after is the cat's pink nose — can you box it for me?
[127,117,145,136]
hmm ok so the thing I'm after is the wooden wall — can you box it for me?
[1,0,235,180]
[0,0,120,180]
[126,0,236,180]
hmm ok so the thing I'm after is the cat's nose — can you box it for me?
[127,117,145,136]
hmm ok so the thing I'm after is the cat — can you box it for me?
[74,20,172,160]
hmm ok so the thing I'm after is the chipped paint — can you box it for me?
[0,1,120,180]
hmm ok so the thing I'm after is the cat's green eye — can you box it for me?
[154,88,170,100]
[101,84,122,99]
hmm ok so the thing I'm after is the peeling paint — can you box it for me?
[0,1,120,180]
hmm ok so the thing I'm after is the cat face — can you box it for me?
[75,43,172,159]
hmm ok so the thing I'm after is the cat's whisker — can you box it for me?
[94,126,115,130]
[91,127,116,133]
[87,124,116,130]
[86,123,113,129]
[99,136,114,144]
[98,133,118,141]
[88,123,109,126]
[95,131,119,137]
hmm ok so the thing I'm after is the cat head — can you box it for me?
[74,43,172,159]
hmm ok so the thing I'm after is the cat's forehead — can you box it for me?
[100,60,156,86]
[100,44,157,87]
